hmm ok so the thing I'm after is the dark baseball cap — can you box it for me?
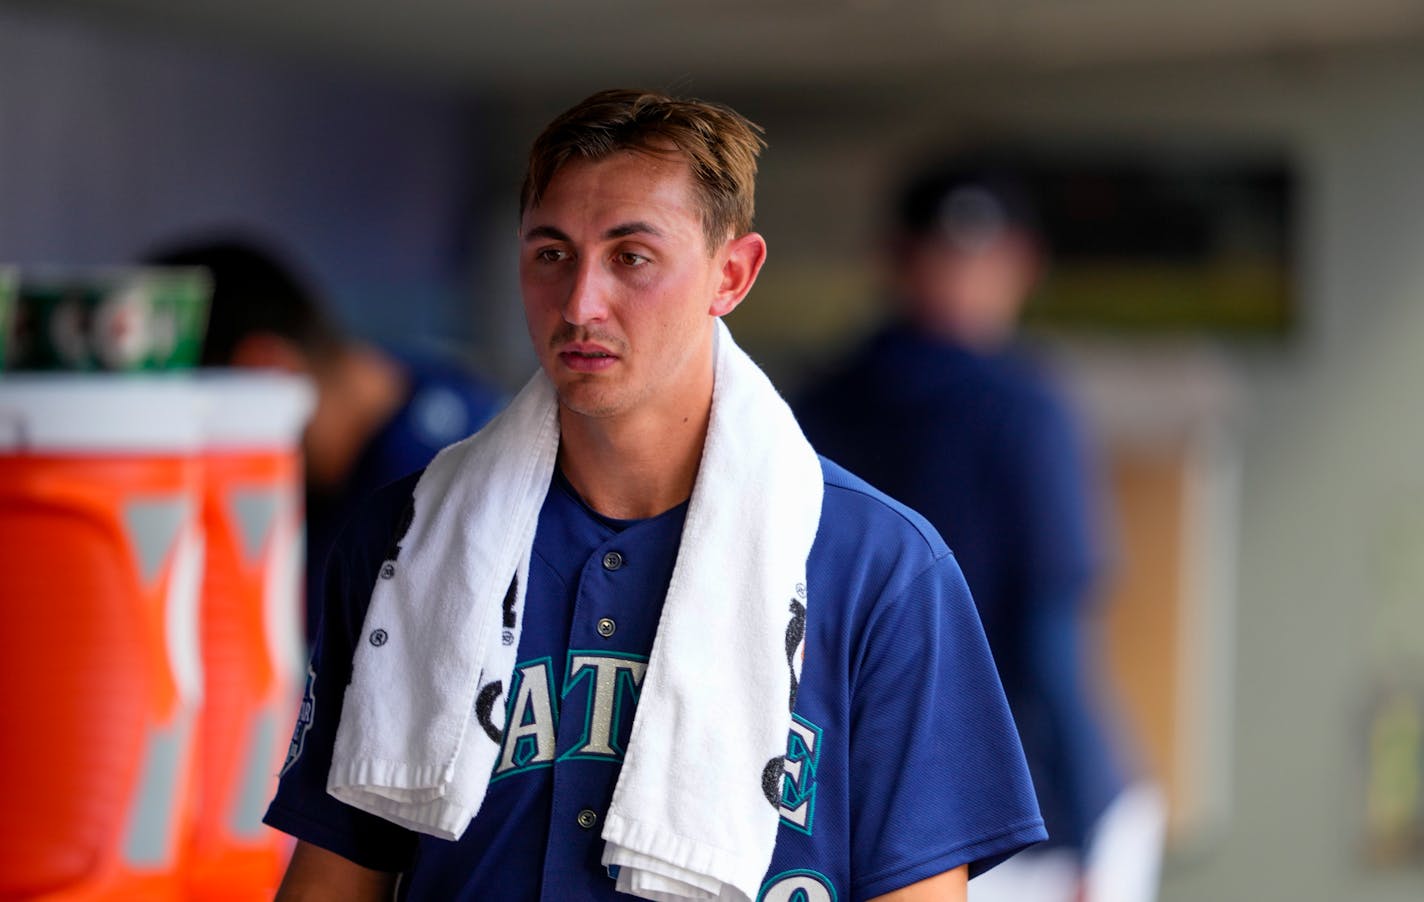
[894,159,1040,252]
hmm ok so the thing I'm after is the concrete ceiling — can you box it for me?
[32,0,1424,94]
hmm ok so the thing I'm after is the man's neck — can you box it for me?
[556,400,711,521]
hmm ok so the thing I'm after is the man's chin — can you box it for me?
[554,385,624,420]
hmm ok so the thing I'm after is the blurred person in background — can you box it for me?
[796,160,1164,902]
[146,238,504,644]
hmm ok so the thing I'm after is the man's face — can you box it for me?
[895,231,1038,348]
[519,151,729,423]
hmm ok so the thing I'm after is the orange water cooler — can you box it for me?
[183,372,312,901]
[0,376,207,901]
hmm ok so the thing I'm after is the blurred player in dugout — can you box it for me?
[796,159,1166,902]
[147,238,504,644]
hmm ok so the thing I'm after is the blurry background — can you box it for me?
[5,1,1424,898]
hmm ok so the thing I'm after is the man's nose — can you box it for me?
[562,261,611,325]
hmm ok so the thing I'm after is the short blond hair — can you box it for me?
[521,89,766,250]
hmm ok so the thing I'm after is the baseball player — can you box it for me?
[144,238,505,645]
[796,160,1164,901]
[265,89,1045,901]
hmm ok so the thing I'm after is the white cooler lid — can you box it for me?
[0,374,207,452]
[196,370,315,450]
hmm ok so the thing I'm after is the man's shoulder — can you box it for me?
[333,468,426,564]
[815,456,950,563]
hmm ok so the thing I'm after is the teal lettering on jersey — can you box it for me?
[757,868,837,902]
[779,713,822,835]
[559,650,648,763]
[490,652,824,837]
[492,657,559,779]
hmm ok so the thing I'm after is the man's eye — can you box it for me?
[536,248,567,263]
[617,252,648,267]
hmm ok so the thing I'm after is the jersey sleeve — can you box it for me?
[263,493,419,872]
[849,553,1045,898]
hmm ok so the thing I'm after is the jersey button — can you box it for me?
[597,617,616,638]
[602,551,624,571]
[577,808,598,830]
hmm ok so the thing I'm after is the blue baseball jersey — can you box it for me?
[266,457,1044,900]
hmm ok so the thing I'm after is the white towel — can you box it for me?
[329,321,824,902]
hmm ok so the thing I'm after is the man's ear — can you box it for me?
[229,333,310,372]
[709,231,768,318]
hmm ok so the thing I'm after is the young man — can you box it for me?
[265,90,1044,901]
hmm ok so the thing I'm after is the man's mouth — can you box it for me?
[558,344,620,371]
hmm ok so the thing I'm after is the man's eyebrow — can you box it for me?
[523,224,569,242]
[522,221,666,242]
[604,221,663,240]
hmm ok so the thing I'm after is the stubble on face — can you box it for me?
[545,322,633,418]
